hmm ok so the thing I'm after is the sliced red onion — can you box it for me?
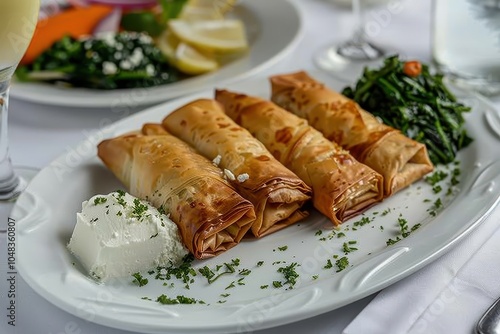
[87,0,158,9]
[67,0,91,6]
[92,6,122,34]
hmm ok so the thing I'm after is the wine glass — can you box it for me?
[315,0,386,81]
[0,1,40,208]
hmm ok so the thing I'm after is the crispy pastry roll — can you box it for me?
[215,90,383,226]
[97,130,255,259]
[270,71,434,196]
[162,99,312,237]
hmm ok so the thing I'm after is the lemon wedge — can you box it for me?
[156,30,180,64]
[174,42,219,75]
[168,19,248,53]
[178,6,224,21]
[182,0,237,16]
[156,27,219,75]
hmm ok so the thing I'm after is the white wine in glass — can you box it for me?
[0,1,40,201]
[315,0,386,81]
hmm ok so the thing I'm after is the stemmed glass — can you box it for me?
[315,0,386,81]
[0,1,40,206]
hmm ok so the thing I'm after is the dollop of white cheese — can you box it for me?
[67,191,188,281]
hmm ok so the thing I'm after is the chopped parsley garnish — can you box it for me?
[386,236,401,246]
[154,254,196,289]
[239,269,251,276]
[427,198,443,217]
[132,198,149,220]
[114,190,127,207]
[198,258,241,284]
[319,229,337,241]
[335,257,349,272]
[157,206,167,215]
[275,262,300,289]
[272,281,283,288]
[323,259,333,269]
[432,185,442,194]
[425,170,448,186]
[343,241,358,254]
[277,245,288,251]
[156,294,201,305]
[386,217,422,246]
[256,261,264,267]
[353,216,373,227]
[451,167,461,185]
[93,197,107,205]
[412,224,422,232]
[132,272,148,287]
[398,217,410,238]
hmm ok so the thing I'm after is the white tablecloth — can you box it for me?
[1,1,499,333]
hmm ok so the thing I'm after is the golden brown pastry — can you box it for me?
[215,89,383,226]
[162,99,312,237]
[270,71,434,196]
[97,128,255,259]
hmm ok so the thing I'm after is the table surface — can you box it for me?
[2,1,498,333]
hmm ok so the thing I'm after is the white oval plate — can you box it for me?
[9,0,303,108]
[14,72,500,333]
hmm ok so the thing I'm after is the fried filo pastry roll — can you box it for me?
[270,71,434,196]
[215,90,383,226]
[162,99,312,237]
[97,128,256,259]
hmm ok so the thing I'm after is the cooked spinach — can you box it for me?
[342,55,473,165]
[16,31,180,89]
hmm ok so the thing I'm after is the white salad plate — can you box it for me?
[14,71,500,334]
[9,0,303,108]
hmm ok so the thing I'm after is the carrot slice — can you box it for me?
[21,5,114,65]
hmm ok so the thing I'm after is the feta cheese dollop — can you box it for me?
[68,191,188,281]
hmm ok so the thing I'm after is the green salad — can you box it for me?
[16,31,180,90]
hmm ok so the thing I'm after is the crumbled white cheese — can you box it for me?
[120,59,132,70]
[67,191,188,281]
[102,61,117,75]
[96,31,117,47]
[212,154,222,166]
[224,169,236,181]
[139,33,153,44]
[84,40,93,50]
[146,64,155,76]
[237,173,249,183]
[130,47,144,67]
